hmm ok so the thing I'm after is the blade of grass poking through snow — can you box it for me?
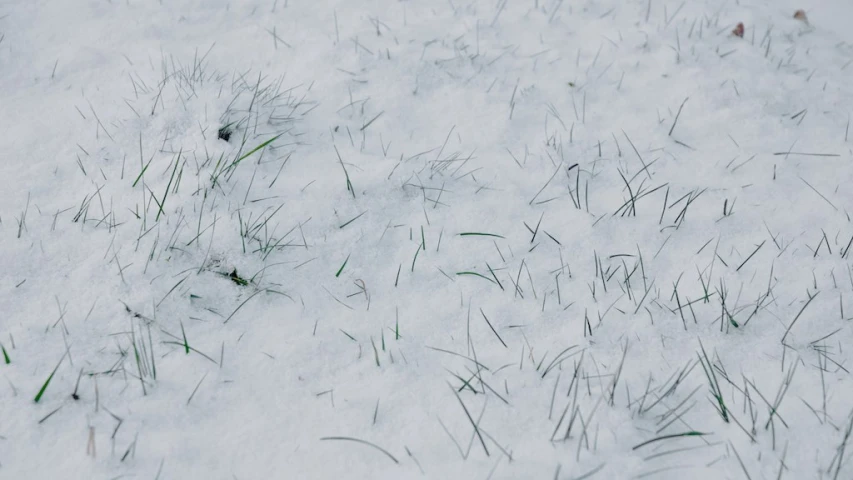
[371,337,381,367]
[223,289,265,324]
[226,133,282,174]
[781,291,819,343]
[155,149,182,221]
[459,232,505,238]
[573,463,607,480]
[180,321,189,354]
[339,211,366,229]
[131,156,153,187]
[480,309,507,348]
[1,343,9,364]
[34,352,67,403]
[698,340,728,422]
[334,145,355,199]
[147,324,156,380]
[411,246,420,272]
[336,254,350,277]
[486,263,504,290]
[186,373,208,406]
[131,325,148,396]
[456,271,497,284]
[668,97,689,136]
[320,437,399,464]
[632,431,709,450]
[448,383,490,456]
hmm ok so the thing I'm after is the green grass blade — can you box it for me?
[459,232,505,238]
[34,354,66,403]
[181,321,190,354]
[336,254,350,278]
[632,431,708,450]
[228,133,282,171]
[156,150,182,221]
[456,271,497,283]
[131,157,153,187]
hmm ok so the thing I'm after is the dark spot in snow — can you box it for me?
[218,125,232,142]
[229,269,249,286]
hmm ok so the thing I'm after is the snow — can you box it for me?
[1,0,853,478]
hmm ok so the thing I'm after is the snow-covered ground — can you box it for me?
[2,0,853,478]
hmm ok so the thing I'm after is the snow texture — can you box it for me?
[2,0,853,478]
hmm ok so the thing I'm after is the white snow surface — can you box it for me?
[2,0,853,478]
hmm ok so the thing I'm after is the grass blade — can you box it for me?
[34,353,67,403]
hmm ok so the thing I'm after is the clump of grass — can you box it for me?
[127,317,158,395]
[697,340,728,423]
